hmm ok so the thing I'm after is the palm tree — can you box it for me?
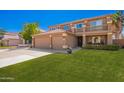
[112,11,124,38]
[112,10,124,27]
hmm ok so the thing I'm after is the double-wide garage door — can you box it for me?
[35,36,63,49]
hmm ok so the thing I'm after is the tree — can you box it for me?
[112,10,124,27]
[0,28,6,46]
[21,23,40,44]
[0,28,6,40]
[112,11,124,38]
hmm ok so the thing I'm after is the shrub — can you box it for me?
[83,45,120,51]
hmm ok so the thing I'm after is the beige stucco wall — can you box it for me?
[113,39,124,46]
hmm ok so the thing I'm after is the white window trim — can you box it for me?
[75,23,84,29]
[90,20,103,26]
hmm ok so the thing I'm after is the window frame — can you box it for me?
[75,23,84,29]
[90,20,103,27]
[63,25,70,30]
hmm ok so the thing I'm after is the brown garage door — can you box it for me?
[52,36,63,49]
[35,37,50,48]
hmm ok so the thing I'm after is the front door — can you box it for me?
[77,36,82,47]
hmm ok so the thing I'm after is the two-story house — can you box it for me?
[32,14,122,49]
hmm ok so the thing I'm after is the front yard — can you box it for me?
[0,49,124,82]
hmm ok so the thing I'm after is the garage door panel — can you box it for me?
[35,37,50,48]
[52,37,63,49]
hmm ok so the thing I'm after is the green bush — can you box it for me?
[83,45,120,51]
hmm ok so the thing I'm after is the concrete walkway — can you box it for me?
[0,47,80,68]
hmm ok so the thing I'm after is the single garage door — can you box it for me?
[52,36,63,49]
[35,37,50,48]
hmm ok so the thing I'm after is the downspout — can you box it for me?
[49,35,52,49]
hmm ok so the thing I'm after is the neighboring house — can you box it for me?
[2,32,22,46]
[32,14,122,49]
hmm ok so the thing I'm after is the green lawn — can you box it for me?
[0,46,16,49]
[0,49,124,82]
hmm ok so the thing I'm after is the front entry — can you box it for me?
[77,36,82,47]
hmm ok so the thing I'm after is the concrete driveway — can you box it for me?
[0,47,56,68]
[0,47,80,68]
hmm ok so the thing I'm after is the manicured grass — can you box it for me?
[0,46,16,49]
[0,49,124,82]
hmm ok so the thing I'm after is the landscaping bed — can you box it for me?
[83,45,120,50]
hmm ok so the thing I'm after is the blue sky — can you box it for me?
[0,10,116,32]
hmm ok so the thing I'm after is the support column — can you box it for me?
[22,38,25,44]
[107,16,113,32]
[82,34,86,47]
[82,21,87,47]
[107,33,113,45]
[106,17,113,45]
[70,24,75,33]
[62,33,68,49]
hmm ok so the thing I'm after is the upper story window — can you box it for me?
[50,28,56,30]
[90,20,103,27]
[49,28,52,30]
[75,23,84,29]
[64,25,70,30]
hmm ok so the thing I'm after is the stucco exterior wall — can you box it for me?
[113,39,124,46]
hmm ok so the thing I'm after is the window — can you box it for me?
[90,20,103,26]
[75,23,84,29]
[50,28,54,30]
[64,25,70,30]
[51,28,56,30]
[112,34,116,39]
